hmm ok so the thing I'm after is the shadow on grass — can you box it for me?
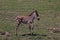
[21,33,47,37]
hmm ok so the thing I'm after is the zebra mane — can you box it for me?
[28,10,39,17]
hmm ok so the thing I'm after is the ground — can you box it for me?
[0,0,60,40]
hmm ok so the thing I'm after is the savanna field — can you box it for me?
[0,0,60,40]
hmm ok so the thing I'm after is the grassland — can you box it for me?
[0,0,60,40]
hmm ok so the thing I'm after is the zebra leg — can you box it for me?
[29,25,31,34]
[16,22,21,36]
[31,24,34,35]
[29,23,34,35]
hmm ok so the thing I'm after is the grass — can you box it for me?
[0,0,60,40]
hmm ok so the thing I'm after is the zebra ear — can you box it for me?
[34,10,37,12]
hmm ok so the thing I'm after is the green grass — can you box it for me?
[0,0,60,40]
